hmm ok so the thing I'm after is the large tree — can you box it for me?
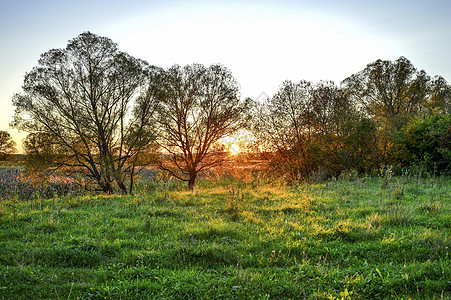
[11,32,154,194]
[341,56,451,128]
[137,64,249,190]
[0,131,17,160]
[341,56,451,163]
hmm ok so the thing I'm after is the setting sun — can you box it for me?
[230,143,240,155]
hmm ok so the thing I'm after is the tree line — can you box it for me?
[9,32,451,193]
[251,64,450,182]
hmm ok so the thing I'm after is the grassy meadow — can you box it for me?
[0,169,450,299]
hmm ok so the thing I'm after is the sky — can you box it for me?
[1,0,450,153]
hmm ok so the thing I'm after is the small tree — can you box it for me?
[0,130,17,160]
[11,32,154,194]
[340,118,380,173]
[137,64,249,190]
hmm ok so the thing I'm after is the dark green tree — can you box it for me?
[395,113,451,173]
[340,118,379,173]
[342,57,428,127]
[310,81,359,176]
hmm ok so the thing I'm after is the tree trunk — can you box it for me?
[187,172,197,191]
[129,167,135,195]
[116,179,128,195]
[100,180,113,194]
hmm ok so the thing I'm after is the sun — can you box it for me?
[229,143,240,155]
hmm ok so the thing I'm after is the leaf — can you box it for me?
[375,267,383,279]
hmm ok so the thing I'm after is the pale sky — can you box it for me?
[1,0,450,152]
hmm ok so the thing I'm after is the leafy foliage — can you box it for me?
[137,63,250,189]
[0,131,17,160]
[9,30,451,187]
[342,56,451,165]
[11,32,155,194]
[251,80,358,181]
[250,57,451,181]
[342,56,442,124]
[340,117,380,173]
[395,113,451,173]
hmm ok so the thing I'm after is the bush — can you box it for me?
[395,113,451,173]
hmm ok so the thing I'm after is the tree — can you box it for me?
[22,132,59,168]
[311,81,354,136]
[251,80,356,181]
[250,80,311,181]
[341,56,450,163]
[11,32,154,194]
[395,113,451,173]
[310,81,358,175]
[340,118,379,174]
[427,75,451,114]
[0,131,17,160]
[137,64,249,190]
[342,57,429,127]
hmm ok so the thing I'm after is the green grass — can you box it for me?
[0,174,449,299]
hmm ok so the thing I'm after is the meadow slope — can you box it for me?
[0,173,450,299]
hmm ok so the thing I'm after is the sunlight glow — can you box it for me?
[230,143,240,155]
[4,1,449,153]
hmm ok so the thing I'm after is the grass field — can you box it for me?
[0,171,449,299]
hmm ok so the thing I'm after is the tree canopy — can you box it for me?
[11,31,451,191]
[251,80,359,180]
[0,131,17,160]
[341,56,451,127]
[11,32,153,194]
[341,56,451,165]
[136,63,250,189]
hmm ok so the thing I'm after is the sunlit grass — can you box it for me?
[0,173,449,299]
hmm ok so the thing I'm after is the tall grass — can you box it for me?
[0,168,89,201]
